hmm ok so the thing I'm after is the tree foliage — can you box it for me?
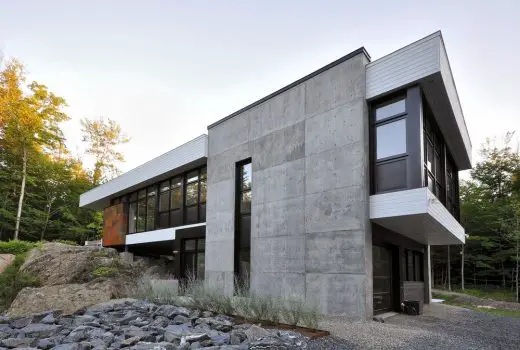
[0,59,127,243]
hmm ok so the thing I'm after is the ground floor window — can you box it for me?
[406,250,424,281]
[183,238,205,279]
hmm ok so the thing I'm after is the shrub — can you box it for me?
[300,304,321,329]
[281,299,305,326]
[54,239,78,246]
[0,240,37,255]
[92,266,117,278]
[0,254,41,312]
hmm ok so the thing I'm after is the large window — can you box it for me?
[183,238,205,279]
[373,97,408,193]
[423,113,445,202]
[235,160,252,287]
[405,250,423,282]
[110,165,207,234]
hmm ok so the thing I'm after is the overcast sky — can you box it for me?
[1,1,519,176]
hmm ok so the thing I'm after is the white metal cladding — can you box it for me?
[79,134,208,209]
[366,31,472,170]
[125,223,206,245]
[370,187,465,245]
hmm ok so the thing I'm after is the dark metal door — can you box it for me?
[373,245,394,313]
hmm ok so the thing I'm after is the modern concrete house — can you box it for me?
[80,31,470,319]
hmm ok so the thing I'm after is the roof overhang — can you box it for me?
[366,31,472,170]
[80,135,208,210]
[370,188,465,245]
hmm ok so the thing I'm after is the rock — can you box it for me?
[9,316,32,329]
[150,316,168,328]
[36,337,63,350]
[172,315,189,325]
[0,254,15,274]
[189,341,201,349]
[121,336,140,347]
[102,331,114,346]
[0,316,8,324]
[245,324,270,341]
[21,323,61,338]
[184,333,209,343]
[40,314,57,324]
[122,326,147,339]
[194,317,233,332]
[0,337,35,348]
[250,336,290,350]
[230,330,247,345]
[74,315,97,326]
[210,333,230,346]
[129,341,176,350]
[51,343,90,350]
[6,280,118,317]
[163,324,193,342]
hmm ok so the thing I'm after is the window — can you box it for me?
[423,104,445,203]
[446,156,460,219]
[236,161,252,288]
[146,187,156,231]
[185,171,199,224]
[158,181,170,229]
[406,250,423,281]
[376,119,406,160]
[199,167,207,222]
[183,238,205,279]
[373,96,408,194]
[128,202,137,234]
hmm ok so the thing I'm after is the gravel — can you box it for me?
[308,303,520,349]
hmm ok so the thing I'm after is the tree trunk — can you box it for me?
[461,244,465,291]
[448,245,452,292]
[14,147,27,240]
[41,201,52,241]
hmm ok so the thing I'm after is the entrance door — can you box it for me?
[373,245,394,313]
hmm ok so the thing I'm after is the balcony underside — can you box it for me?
[370,188,465,245]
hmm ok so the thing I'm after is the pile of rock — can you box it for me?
[0,299,309,349]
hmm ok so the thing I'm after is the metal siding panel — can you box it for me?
[366,34,441,99]
[80,135,208,208]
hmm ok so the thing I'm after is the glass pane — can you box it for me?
[200,172,207,203]
[184,252,196,279]
[158,212,169,229]
[197,253,205,280]
[200,167,207,180]
[376,119,406,160]
[375,99,406,121]
[171,187,182,209]
[170,210,182,227]
[241,163,252,190]
[427,141,434,172]
[199,203,206,222]
[198,239,205,251]
[159,192,170,212]
[146,194,156,231]
[147,186,157,196]
[238,248,250,284]
[240,191,252,213]
[172,177,182,188]
[138,190,146,199]
[129,192,137,202]
[186,206,198,224]
[187,171,199,183]
[186,182,199,206]
[184,239,196,251]
[137,199,146,232]
[239,216,251,248]
[414,253,422,281]
[160,181,170,192]
[435,153,443,180]
[428,174,435,194]
[128,202,137,234]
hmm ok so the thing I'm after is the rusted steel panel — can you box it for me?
[103,203,127,246]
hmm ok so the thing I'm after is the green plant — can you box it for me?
[92,266,117,278]
[0,254,41,312]
[53,239,78,246]
[281,299,305,326]
[0,240,37,255]
[300,304,321,329]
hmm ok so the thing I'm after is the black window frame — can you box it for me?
[405,250,424,282]
[182,237,205,280]
[423,105,446,203]
[235,159,252,289]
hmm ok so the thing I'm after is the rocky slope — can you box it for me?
[0,299,309,349]
[6,243,168,317]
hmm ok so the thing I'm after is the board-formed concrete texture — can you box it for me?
[206,49,373,318]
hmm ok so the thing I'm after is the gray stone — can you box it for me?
[121,336,140,347]
[172,315,189,325]
[9,316,31,329]
[21,324,61,338]
[73,315,97,327]
[244,325,270,342]
[230,329,247,345]
[122,326,147,339]
[209,333,229,346]
[163,324,193,342]
[40,314,57,324]
[36,337,62,350]
[1,337,35,348]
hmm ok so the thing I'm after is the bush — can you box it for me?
[92,266,117,278]
[0,240,38,255]
[53,239,78,246]
[0,254,41,312]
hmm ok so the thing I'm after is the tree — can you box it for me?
[80,117,129,186]
[0,59,69,239]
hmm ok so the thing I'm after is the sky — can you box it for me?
[1,0,519,177]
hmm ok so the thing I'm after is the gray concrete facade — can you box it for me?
[205,50,373,319]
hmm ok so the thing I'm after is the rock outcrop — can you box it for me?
[6,243,168,317]
[0,253,15,273]
[0,299,310,349]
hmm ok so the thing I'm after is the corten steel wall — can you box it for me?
[205,50,373,318]
[103,203,128,247]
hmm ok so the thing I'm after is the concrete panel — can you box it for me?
[251,236,305,273]
[305,142,365,195]
[207,142,252,184]
[253,158,305,205]
[304,54,366,116]
[305,187,366,233]
[205,212,234,242]
[205,270,235,296]
[306,273,365,317]
[251,272,305,301]
[205,240,234,269]
[206,179,235,214]
[305,99,365,156]
[249,85,305,140]
[252,121,305,171]
[252,196,305,238]
[305,231,365,274]
[209,113,251,156]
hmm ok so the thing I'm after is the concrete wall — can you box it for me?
[206,51,372,318]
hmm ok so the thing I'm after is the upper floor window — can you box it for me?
[423,115,445,202]
[236,160,252,288]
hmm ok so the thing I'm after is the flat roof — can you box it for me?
[207,47,370,129]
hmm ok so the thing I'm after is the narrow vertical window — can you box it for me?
[170,177,183,227]
[185,171,199,224]
[199,167,207,222]
[236,160,252,288]
[158,181,170,229]
[146,186,156,231]
[128,191,137,234]
[136,190,147,232]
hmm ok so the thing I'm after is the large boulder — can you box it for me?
[6,279,118,317]
[0,254,15,273]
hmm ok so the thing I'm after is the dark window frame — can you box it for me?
[182,237,205,280]
[423,104,446,204]
[235,159,252,289]
[405,250,424,282]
